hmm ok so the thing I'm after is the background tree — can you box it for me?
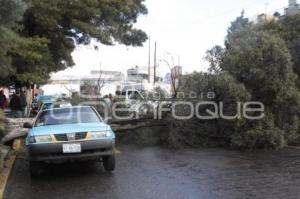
[280,14,300,88]
[205,45,224,74]
[1,0,148,85]
[257,13,300,89]
[0,0,26,84]
[21,0,147,71]
[222,28,300,146]
[166,12,300,149]
[225,11,252,49]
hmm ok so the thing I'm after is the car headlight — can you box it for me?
[34,135,52,143]
[92,131,112,139]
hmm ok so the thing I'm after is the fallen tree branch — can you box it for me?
[111,120,168,132]
[108,118,159,125]
[1,128,28,145]
[1,118,169,144]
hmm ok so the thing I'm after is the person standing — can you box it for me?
[0,90,7,109]
[104,95,112,118]
[25,88,32,117]
[108,93,113,102]
[9,92,22,118]
[20,91,27,117]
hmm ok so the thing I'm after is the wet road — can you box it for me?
[4,144,300,199]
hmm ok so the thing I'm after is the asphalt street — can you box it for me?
[4,144,300,199]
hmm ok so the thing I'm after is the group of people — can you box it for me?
[0,90,28,118]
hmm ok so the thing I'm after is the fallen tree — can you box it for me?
[0,118,168,144]
[111,119,167,132]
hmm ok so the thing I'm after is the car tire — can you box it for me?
[29,161,43,177]
[103,154,115,171]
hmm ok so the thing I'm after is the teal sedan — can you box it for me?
[24,106,116,177]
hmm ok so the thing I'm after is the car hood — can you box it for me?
[30,123,110,136]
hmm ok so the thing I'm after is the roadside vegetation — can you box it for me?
[119,13,300,150]
[163,13,300,150]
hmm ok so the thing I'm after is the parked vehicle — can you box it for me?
[24,106,116,177]
[118,89,151,116]
[31,95,56,115]
[39,100,72,111]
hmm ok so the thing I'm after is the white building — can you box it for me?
[42,70,125,97]
[127,66,149,83]
[42,66,169,97]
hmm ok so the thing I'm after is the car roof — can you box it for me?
[37,95,54,99]
[42,100,55,104]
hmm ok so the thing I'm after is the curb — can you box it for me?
[0,139,21,199]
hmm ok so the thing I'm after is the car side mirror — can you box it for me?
[23,122,33,129]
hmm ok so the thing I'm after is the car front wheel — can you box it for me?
[103,154,115,171]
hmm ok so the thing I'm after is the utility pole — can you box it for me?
[148,37,151,83]
[153,41,157,86]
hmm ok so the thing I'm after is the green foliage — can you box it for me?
[0,0,26,27]
[280,14,300,88]
[0,0,26,82]
[205,45,224,74]
[222,31,297,106]
[231,112,285,149]
[166,13,300,149]
[225,11,252,49]
[20,0,148,72]
[164,72,290,149]
[11,36,54,84]
[165,72,251,148]
[255,14,300,87]
[0,0,148,85]
[222,18,300,146]
[0,27,17,80]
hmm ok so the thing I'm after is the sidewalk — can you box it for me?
[0,118,29,199]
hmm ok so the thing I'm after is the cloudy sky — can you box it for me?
[54,0,288,78]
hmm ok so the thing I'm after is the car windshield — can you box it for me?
[35,107,102,126]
